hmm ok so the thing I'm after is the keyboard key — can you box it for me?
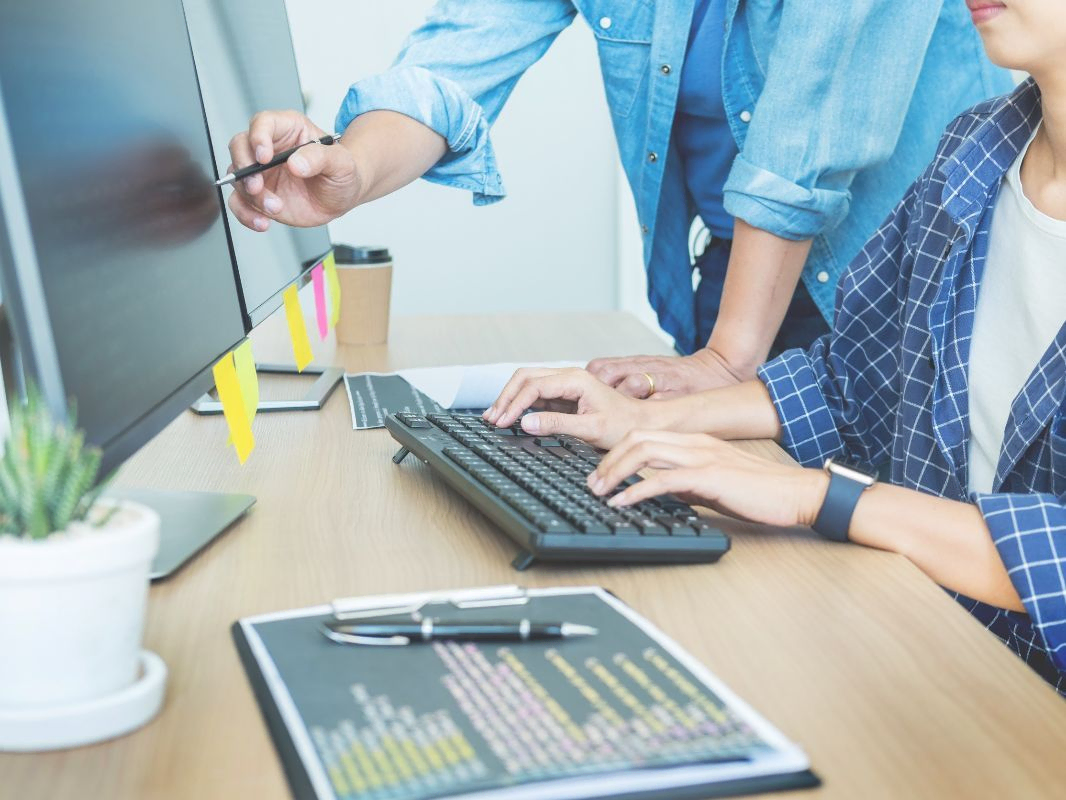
[533,515,568,533]
[692,519,721,536]
[533,437,563,447]
[545,446,578,460]
[658,516,697,536]
[629,515,668,536]
[397,413,432,428]
[578,520,613,535]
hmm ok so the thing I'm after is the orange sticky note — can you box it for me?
[232,340,258,423]
[324,251,341,326]
[282,284,313,372]
[212,353,255,464]
[311,263,328,341]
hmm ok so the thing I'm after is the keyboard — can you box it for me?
[386,412,730,570]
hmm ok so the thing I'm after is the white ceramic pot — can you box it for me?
[0,501,160,709]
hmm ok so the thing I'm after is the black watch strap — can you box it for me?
[811,471,867,543]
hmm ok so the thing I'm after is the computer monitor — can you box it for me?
[0,0,255,575]
[182,0,341,413]
[183,0,332,326]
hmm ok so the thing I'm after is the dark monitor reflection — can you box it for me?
[0,0,245,450]
[183,0,333,323]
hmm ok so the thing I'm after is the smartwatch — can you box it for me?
[811,458,877,542]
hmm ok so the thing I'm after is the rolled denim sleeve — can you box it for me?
[724,0,942,239]
[335,0,576,206]
[974,492,1066,672]
[757,177,919,465]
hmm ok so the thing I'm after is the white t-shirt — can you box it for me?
[968,126,1066,495]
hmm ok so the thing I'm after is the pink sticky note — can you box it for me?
[311,263,328,340]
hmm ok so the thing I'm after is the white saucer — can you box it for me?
[0,650,167,752]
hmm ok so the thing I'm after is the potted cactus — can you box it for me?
[0,389,162,746]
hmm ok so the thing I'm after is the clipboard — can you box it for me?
[233,586,819,800]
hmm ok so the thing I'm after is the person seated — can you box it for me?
[484,0,1066,696]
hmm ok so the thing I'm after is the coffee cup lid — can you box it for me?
[334,244,391,265]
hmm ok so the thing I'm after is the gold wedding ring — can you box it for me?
[642,372,656,397]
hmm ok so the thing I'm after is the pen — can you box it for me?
[215,133,341,187]
[321,618,599,646]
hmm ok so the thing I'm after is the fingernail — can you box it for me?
[290,154,309,176]
[255,145,270,163]
[264,197,282,214]
[253,216,269,231]
[482,407,493,420]
[607,493,623,507]
[522,414,541,433]
[592,478,605,495]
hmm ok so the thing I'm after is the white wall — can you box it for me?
[286,1,654,324]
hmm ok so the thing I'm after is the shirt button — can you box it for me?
[739,110,753,123]
[599,16,612,30]
[647,151,658,163]
[816,271,830,283]
[659,64,672,75]
[641,224,649,235]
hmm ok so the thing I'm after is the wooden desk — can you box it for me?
[2,311,1065,799]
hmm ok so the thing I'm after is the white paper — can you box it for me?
[397,361,584,410]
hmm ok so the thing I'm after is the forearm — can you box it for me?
[651,379,782,441]
[343,110,447,206]
[850,483,1023,612]
[706,219,813,376]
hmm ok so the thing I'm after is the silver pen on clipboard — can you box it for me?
[322,585,597,646]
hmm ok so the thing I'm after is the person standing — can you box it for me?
[227,1,1011,396]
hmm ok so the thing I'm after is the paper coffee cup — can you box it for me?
[334,246,392,345]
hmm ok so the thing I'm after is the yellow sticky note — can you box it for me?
[212,353,255,464]
[324,250,341,326]
[282,283,313,372]
[232,340,258,423]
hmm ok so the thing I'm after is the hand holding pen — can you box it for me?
[217,132,342,187]
[225,109,362,232]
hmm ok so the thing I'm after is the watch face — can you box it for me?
[826,458,878,486]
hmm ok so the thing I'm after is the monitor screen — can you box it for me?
[0,0,246,470]
[183,0,332,326]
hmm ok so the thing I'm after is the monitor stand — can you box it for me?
[104,487,255,581]
[189,362,343,414]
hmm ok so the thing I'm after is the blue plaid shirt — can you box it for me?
[758,79,1066,696]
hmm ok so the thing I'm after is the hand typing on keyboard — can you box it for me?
[484,367,652,449]
[588,430,828,530]
[482,367,829,533]
[388,410,729,567]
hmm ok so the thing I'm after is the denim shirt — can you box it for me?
[675,0,735,242]
[336,1,1011,353]
[759,80,1066,694]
